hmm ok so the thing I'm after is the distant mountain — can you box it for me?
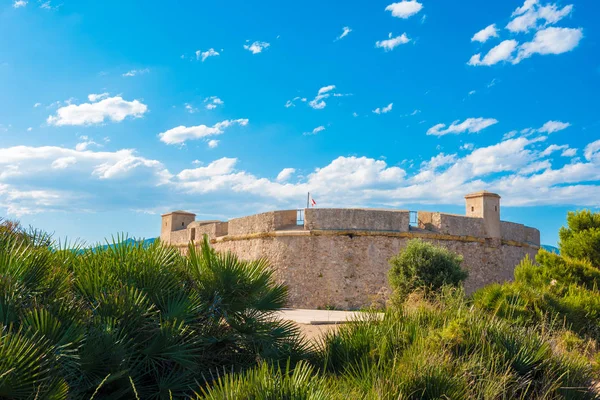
[89,237,156,251]
[541,244,560,254]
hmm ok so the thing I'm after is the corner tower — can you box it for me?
[465,191,501,239]
[160,210,196,244]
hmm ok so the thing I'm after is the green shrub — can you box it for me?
[559,210,600,268]
[388,239,468,301]
[196,361,330,399]
[0,229,306,399]
[315,289,596,399]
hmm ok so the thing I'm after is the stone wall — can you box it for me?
[418,212,486,238]
[227,210,297,236]
[191,222,229,241]
[207,232,538,309]
[305,208,409,232]
[165,206,540,310]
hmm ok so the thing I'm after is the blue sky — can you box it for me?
[0,0,598,246]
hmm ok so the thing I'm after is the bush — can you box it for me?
[559,210,600,268]
[0,229,307,399]
[388,239,468,301]
[314,289,596,399]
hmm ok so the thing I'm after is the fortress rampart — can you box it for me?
[161,192,540,309]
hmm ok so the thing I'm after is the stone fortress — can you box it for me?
[161,191,540,310]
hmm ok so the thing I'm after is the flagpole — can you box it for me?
[307,192,310,208]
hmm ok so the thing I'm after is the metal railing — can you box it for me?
[296,209,305,226]
[409,211,418,227]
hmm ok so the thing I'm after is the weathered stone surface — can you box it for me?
[161,191,540,310]
[305,208,409,232]
[228,210,298,235]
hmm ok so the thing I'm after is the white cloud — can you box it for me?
[353,112,359,117]
[33,102,42,108]
[385,1,423,19]
[373,103,393,114]
[184,103,198,114]
[204,96,224,110]
[87,93,109,102]
[468,40,518,66]
[376,33,411,51]
[540,144,568,157]
[207,140,219,149]
[304,126,326,136]
[276,168,296,182]
[13,0,27,8]
[285,97,307,108]
[196,48,220,62]
[460,143,475,151]
[427,118,499,136]
[3,135,600,218]
[308,86,337,110]
[561,148,577,157]
[47,96,148,126]
[468,90,476,96]
[318,85,335,95]
[122,68,149,77]
[75,136,102,151]
[514,27,583,63]
[178,158,238,180]
[584,140,600,162]
[243,41,270,54]
[158,119,248,145]
[507,1,574,33]
[538,120,571,133]
[471,24,499,43]
[27,127,32,132]
[336,27,352,41]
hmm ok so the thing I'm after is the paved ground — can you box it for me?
[276,308,384,342]
[276,308,381,325]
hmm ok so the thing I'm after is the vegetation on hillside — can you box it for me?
[2,210,600,398]
[0,223,305,399]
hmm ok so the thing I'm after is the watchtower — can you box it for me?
[465,191,501,239]
[160,210,196,244]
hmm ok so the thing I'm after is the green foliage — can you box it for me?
[313,289,595,399]
[196,361,329,400]
[475,250,600,340]
[388,239,468,300]
[0,229,305,399]
[559,210,600,268]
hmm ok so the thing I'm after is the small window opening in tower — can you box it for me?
[182,222,184,227]
[495,206,498,211]
[471,206,474,212]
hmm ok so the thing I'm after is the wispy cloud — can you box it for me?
[13,0,27,8]
[158,119,248,145]
[427,118,499,136]
[196,48,220,62]
[303,126,326,136]
[243,41,270,54]
[376,33,411,51]
[204,96,224,110]
[373,103,393,114]
[122,68,150,77]
[336,27,352,41]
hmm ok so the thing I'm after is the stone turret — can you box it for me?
[160,210,196,244]
[465,191,501,239]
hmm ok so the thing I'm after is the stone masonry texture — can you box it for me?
[161,192,540,310]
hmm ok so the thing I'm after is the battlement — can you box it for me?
[159,191,540,309]
[160,192,540,247]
